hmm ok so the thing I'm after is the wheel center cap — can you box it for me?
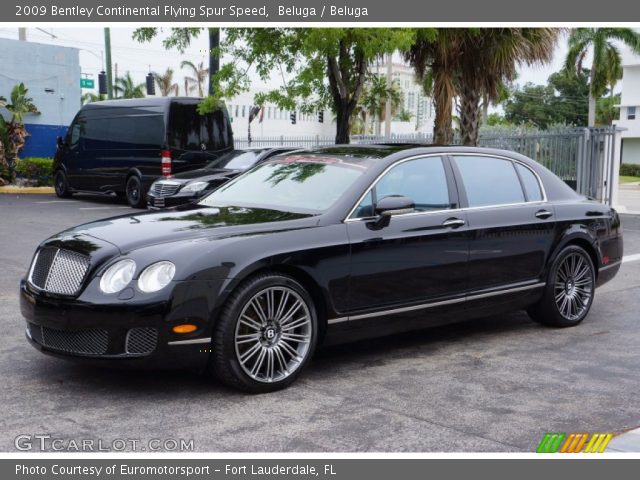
[566,279,575,294]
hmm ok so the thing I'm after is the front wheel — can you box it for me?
[210,273,318,393]
[125,175,146,208]
[528,245,596,327]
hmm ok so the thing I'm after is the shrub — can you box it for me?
[620,163,640,177]
[14,157,54,187]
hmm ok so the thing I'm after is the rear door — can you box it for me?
[451,154,556,294]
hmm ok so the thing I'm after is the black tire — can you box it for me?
[54,170,73,198]
[125,175,146,208]
[527,245,596,327]
[210,272,318,393]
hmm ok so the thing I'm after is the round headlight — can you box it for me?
[138,261,176,293]
[99,259,136,294]
[182,181,208,193]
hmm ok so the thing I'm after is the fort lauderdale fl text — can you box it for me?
[17,4,369,18]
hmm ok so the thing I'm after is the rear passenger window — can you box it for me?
[515,163,543,202]
[454,156,525,207]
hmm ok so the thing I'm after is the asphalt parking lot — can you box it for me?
[1,193,640,452]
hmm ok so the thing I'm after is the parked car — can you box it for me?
[22,145,623,393]
[53,97,233,208]
[147,147,299,209]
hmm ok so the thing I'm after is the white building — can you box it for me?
[390,62,435,134]
[618,54,640,165]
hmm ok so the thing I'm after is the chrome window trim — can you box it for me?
[327,281,546,324]
[343,152,548,223]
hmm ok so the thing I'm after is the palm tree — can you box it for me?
[153,68,179,97]
[113,72,145,99]
[565,28,640,126]
[181,60,209,97]
[0,83,39,179]
[81,92,105,105]
[406,29,461,144]
[457,28,559,145]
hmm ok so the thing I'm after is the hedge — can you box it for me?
[620,163,640,177]
[14,157,54,187]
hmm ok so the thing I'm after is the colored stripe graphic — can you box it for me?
[537,433,566,453]
[560,433,589,453]
[584,433,613,453]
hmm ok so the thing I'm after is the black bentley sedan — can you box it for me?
[21,145,623,393]
[147,147,298,209]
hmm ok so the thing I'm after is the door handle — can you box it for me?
[535,209,553,220]
[442,218,466,228]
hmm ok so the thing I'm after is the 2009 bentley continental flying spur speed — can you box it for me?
[20,145,623,392]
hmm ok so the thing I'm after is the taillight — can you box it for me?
[161,149,172,177]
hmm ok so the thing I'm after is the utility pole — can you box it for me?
[384,53,393,138]
[104,28,113,99]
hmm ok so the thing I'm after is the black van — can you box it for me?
[53,97,233,208]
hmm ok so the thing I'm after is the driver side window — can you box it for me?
[351,156,451,218]
[68,117,84,148]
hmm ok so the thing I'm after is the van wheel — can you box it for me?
[54,170,73,198]
[125,175,146,208]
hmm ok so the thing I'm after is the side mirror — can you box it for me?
[368,195,415,230]
[375,195,415,216]
[56,136,66,149]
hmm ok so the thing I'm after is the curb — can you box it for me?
[0,186,55,195]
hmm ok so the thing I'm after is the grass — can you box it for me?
[620,176,640,184]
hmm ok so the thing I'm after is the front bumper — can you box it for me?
[20,279,224,370]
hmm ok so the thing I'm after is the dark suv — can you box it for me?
[53,97,233,208]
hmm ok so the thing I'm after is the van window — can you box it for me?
[82,115,164,150]
[168,103,201,150]
[201,109,232,152]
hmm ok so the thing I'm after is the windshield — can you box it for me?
[205,150,266,170]
[199,159,366,213]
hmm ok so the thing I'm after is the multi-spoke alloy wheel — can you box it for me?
[210,273,317,393]
[553,252,594,321]
[527,245,595,327]
[234,286,312,383]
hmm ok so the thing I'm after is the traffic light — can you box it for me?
[318,110,324,123]
[98,71,107,95]
[290,111,297,125]
[146,73,155,96]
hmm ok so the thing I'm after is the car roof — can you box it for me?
[81,97,204,110]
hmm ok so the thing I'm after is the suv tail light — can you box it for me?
[161,150,172,177]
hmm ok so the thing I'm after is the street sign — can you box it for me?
[80,78,94,89]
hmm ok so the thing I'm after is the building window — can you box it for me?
[629,107,637,120]
[241,106,246,118]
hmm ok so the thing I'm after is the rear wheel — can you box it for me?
[54,170,73,198]
[528,245,595,327]
[210,273,318,393]
[125,175,146,208]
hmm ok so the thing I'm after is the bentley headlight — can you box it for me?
[182,181,208,193]
[99,259,136,294]
[138,261,176,293]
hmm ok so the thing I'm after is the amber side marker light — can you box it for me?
[172,324,198,334]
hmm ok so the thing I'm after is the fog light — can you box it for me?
[172,324,197,334]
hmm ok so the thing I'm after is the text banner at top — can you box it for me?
[5,0,640,23]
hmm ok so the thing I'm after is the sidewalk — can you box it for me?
[607,427,640,452]
[616,183,640,214]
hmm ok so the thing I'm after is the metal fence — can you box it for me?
[235,127,622,204]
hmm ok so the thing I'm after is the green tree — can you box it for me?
[0,83,39,181]
[113,72,145,99]
[597,93,621,125]
[81,92,106,105]
[153,68,179,96]
[205,28,417,144]
[360,75,404,124]
[456,28,559,145]
[181,60,209,97]
[565,28,640,126]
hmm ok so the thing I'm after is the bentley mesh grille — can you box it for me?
[28,248,90,296]
[37,325,109,355]
[125,327,158,355]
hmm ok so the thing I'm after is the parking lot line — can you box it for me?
[78,206,130,210]
[622,253,640,264]
[35,200,74,204]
